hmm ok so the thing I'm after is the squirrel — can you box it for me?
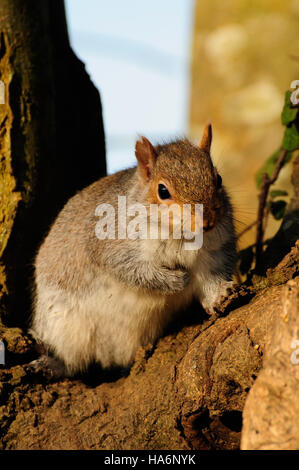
[29,124,237,378]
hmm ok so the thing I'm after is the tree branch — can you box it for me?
[255,148,288,269]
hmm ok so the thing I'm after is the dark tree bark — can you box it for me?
[0,0,106,326]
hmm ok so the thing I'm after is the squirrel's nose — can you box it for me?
[202,212,216,232]
[203,219,214,232]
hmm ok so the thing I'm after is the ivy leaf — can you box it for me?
[255,148,293,188]
[255,149,280,188]
[269,189,288,198]
[269,200,287,220]
[281,91,298,126]
[282,123,299,151]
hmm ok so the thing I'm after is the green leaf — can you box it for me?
[269,200,287,220]
[281,91,298,126]
[256,88,297,190]
[255,148,293,188]
[269,189,288,198]
[282,123,299,151]
[255,149,280,188]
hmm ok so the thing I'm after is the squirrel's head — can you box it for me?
[135,124,228,232]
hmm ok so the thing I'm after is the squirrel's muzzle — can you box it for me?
[202,209,217,232]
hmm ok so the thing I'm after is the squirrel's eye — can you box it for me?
[216,174,222,189]
[158,184,171,200]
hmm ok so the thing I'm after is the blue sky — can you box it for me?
[65,0,194,173]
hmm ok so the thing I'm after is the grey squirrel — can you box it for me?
[30,124,237,377]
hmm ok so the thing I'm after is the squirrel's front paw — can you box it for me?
[165,269,190,293]
[201,281,234,315]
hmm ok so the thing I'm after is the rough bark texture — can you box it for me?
[241,278,299,450]
[240,156,299,450]
[0,0,106,326]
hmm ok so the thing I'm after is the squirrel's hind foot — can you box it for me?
[27,355,67,380]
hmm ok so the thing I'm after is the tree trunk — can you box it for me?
[0,0,106,326]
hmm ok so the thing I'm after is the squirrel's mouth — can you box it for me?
[202,204,221,232]
[203,223,214,232]
[202,215,217,232]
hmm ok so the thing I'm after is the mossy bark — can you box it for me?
[0,0,106,325]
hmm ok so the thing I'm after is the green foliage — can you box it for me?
[269,189,288,198]
[255,88,299,189]
[282,123,299,151]
[268,200,287,220]
[281,91,298,125]
[240,87,298,276]
[281,90,299,152]
[255,149,292,188]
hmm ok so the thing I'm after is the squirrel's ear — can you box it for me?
[135,136,157,181]
[198,123,212,153]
